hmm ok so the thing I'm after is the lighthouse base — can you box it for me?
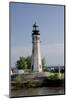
[31,65,42,72]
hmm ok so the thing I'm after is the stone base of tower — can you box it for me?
[31,65,42,72]
[33,67,42,72]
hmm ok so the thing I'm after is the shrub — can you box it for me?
[48,73,60,80]
[15,75,22,84]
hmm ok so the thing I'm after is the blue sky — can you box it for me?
[10,2,64,67]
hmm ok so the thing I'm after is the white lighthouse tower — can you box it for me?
[31,22,42,72]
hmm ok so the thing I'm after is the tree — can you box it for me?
[25,56,32,69]
[16,57,27,69]
[16,56,31,69]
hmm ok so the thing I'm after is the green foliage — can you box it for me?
[16,56,31,69]
[48,73,59,80]
[15,75,22,84]
[25,56,32,69]
[15,78,42,88]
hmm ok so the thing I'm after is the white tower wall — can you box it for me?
[32,34,42,72]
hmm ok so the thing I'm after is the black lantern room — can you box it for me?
[32,22,40,35]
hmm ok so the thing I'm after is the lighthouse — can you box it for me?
[31,22,42,72]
